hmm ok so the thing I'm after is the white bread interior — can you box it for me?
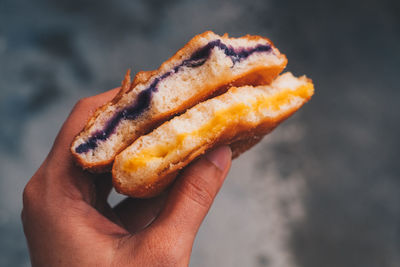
[71,31,287,172]
[112,72,314,198]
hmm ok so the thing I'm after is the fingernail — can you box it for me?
[205,146,232,171]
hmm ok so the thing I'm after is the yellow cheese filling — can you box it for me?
[122,83,313,172]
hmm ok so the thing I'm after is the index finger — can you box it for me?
[25,86,120,208]
[22,85,122,220]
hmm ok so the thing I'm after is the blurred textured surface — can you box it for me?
[0,0,399,266]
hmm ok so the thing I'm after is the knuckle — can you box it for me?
[22,181,35,207]
[178,172,215,209]
[22,179,40,212]
[20,207,29,225]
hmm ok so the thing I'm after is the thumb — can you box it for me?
[145,146,231,244]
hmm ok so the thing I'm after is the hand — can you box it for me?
[21,88,232,266]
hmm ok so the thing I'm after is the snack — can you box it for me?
[71,31,287,172]
[113,73,314,197]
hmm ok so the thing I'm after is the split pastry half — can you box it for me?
[112,72,314,198]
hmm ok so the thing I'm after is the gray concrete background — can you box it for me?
[0,0,399,266]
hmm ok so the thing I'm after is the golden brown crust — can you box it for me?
[230,134,266,159]
[112,69,132,104]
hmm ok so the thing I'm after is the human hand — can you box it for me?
[21,88,232,266]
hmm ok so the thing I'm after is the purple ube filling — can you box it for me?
[75,39,272,154]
